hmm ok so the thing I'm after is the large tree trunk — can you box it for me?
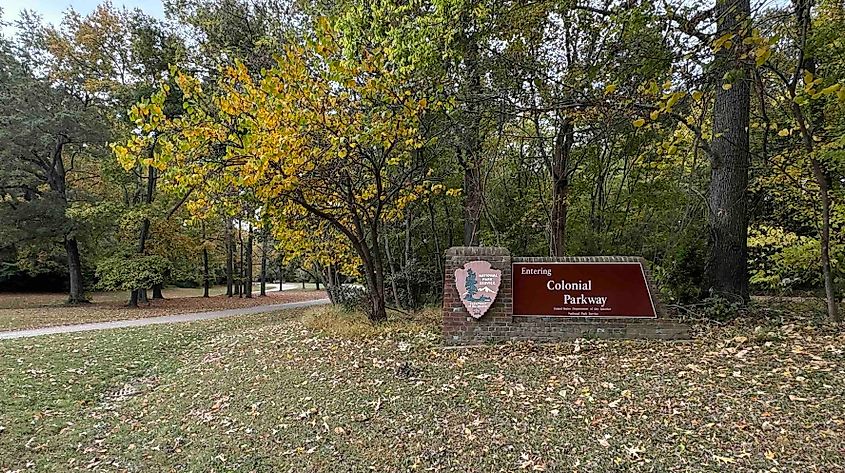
[704,0,751,302]
[550,116,574,257]
[350,226,389,323]
[64,236,86,304]
[49,138,88,305]
[370,283,387,323]
[361,257,387,322]
[364,255,388,323]
[152,283,164,299]
[370,227,390,322]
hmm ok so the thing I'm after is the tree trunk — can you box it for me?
[279,263,285,291]
[360,248,388,323]
[312,264,329,292]
[550,116,574,257]
[371,254,388,323]
[461,150,482,246]
[245,224,253,298]
[48,137,87,305]
[202,222,210,298]
[345,224,390,323]
[152,284,164,299]
[384,233,403,309]
[404,210,414,308]
[236,219,243,297]
[203,246,210,298]
[459,23,484,247]
[131,165,157,307]
[792,0,839,321]
[260,232,267,297]
[370,284,387,323]
[444,194,455,248]
[369,226,390,322]
[811,159,839,320]
[137,165,156,253]
[703,0,751,302]
[64,236,86,304]
[225,218,234,297]
[325,265,336,304]
[427,198,443,288]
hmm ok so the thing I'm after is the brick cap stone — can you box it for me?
[513,255,644,263]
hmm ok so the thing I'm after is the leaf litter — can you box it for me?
[0,303,842,472]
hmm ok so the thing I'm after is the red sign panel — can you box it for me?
[512,262,657,318]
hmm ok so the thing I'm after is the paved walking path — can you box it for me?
[0,298,331,341]
[261,283,309,292]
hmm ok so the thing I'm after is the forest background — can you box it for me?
[1,0,843,322]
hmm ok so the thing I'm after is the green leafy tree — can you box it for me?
[0,31,108,302]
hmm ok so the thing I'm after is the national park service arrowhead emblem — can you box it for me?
[455,261,502,319]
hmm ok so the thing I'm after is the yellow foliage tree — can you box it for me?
[115,19,441,321]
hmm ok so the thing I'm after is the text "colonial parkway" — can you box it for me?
[546,278,608,307]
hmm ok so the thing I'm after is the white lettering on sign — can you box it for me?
[563,294,608,307]
[545,279,592,291]
[512,261,658,318]
[545,278,607,306]
[521,266,552,276]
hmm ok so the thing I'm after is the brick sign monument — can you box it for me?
[443,247,690,345]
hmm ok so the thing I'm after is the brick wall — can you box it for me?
[442,247,690,345]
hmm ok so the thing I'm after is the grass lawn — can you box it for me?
[0,285,325,332]
[0,301,843,472]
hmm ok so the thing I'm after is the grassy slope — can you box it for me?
[0,304,843,472]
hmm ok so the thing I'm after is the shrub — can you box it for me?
[328,284,370,312]
[748,226,842,293]
[654,240,706,304]
[96,254,171,291]
[301,304,439,339]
